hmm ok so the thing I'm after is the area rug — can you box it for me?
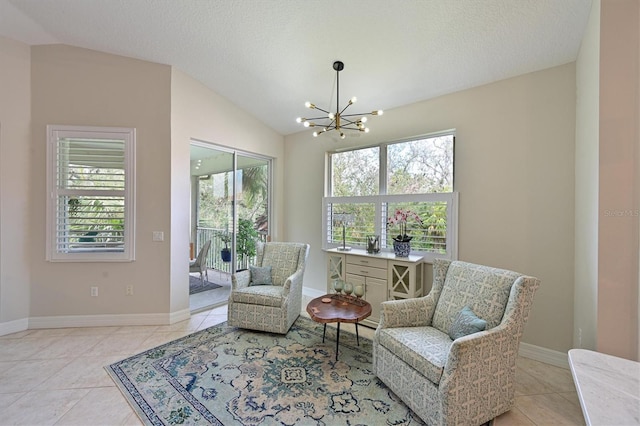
[106,316,424,425]
[189,275,222,295]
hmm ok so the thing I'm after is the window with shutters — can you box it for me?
[46,125,136,262]
[323,131,458,261]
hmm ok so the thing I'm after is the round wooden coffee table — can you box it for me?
[306,294,372,360]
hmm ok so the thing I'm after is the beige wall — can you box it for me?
[0,41,285,328]
[0,37,31,326]
[169,69,284,312]
[597,0,639,360]
[30,45,174,317]
[285,64,577,352]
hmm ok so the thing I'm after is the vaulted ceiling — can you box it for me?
[0,0,593,135]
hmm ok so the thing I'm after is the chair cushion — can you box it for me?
[432,261,521,334]
[448,306,487,340]
[249,265,272,286]
[377,326,453,385]
[230,285,284,308]
[261,243,302,286]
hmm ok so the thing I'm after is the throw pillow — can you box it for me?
[448,306,487,340]
[249,265,273,286]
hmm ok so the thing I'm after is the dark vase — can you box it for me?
[221,248,231,262]
[393,240,411,257]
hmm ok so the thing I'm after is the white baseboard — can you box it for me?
[519,342,569,369]
[1,308,196,335]
[29,309,191,329]
[303,286,326,299]
[0,317,29,337]
[169,308,192,324]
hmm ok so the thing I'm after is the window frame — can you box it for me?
[323,130,458,261]
[46,125,136,262]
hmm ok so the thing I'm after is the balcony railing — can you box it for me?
[194,227,266,274]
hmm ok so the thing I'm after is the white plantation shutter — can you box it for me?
[47,126,136,261]
[322,193,458,262]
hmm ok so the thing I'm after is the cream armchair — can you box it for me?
[227,242,310,334]
[373,259,540,426]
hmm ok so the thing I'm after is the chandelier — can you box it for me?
[296,61,383,139]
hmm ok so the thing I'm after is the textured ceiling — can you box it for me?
[0,0,593,136]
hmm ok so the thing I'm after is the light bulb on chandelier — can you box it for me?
[296,61,383,138]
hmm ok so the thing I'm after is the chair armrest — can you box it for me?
[377,295,436,329]
[439,323,517,395]
[439,276,540,395]
[282,267,304,296]
[231,270,251,290]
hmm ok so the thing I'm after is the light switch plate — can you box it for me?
[152,231,164,242]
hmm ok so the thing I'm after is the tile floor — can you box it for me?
[189,271,231,313]
[0,303,585,426]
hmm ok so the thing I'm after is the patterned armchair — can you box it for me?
[373,259,540,426]
[227,242,310,334]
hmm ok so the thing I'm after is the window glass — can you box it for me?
[326,202,376,248]
[387,135,454,194]
[331,146,379,196]
[386,201,449,254]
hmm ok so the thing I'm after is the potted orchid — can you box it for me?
[388,208,422,242]
[388,208,422,257]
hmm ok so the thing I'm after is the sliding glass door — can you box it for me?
[190,141,271,274]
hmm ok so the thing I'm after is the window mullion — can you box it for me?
[380,144,388,195]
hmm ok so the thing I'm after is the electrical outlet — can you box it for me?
[91,286,98,297]
[126,285,134,296]
[152,231,164,242]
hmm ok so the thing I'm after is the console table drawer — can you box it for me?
[346,256,387,269]
[346,263,387,280]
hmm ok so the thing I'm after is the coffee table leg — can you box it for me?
[356,322,360,346]
[323,324,327,343]
[335,322,340,361]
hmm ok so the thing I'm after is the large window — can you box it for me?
[324,132,457,260]
[46,125,136,262]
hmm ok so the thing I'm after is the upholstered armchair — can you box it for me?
[227,242,310,334]
[373,259,540,426]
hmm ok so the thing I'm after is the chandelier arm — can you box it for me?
[311,105,331,115]
[310,120,337,129]
[316,118,337,127]
[338,102,353,116]
[305,115,333,121]
[340,112,373,118]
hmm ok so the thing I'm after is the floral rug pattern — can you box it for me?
[106,316,424,425]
